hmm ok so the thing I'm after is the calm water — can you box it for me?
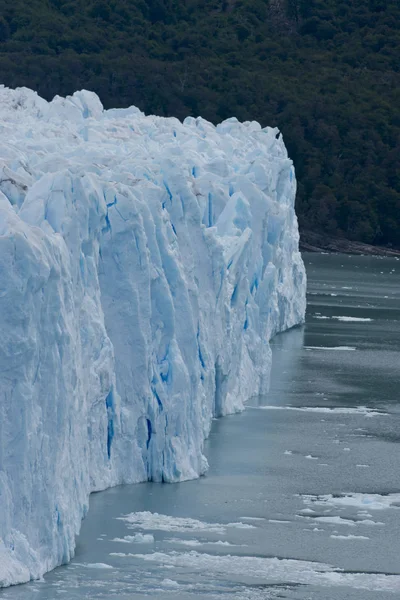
[3,253,400,600]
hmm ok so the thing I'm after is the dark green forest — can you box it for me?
[0,0,399,246]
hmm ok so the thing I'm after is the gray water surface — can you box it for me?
[3,253,400,599]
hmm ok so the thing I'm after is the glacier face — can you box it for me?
[0,86,306,587]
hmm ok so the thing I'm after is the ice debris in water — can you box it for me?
[304,346,356,351]
[250,405,386,416]
[0,86,305,587]
[118,512,255,533]
[83,563,114,570]
[332,316,372,322]
[111,534,154,544]
[164,538,243,547]
[132,551,400,592]
[330,535,369,540]
[313,315,372,322]
[303,493,400,511]
[297,493,399,528]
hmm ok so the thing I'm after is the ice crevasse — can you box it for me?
[0,86,306,586]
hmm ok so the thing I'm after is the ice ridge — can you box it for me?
[0,86,306,586]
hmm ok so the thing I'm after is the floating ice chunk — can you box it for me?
[308,516,357,527]
[84,563,114,569]
[132,551,400,592]
[268,519,291,524]
[330,535,369,540]
[111,534,154,544]
[165,538,242,547]
[302,493,400,511]
[313,315,372,322]
[118,512,225,534]
[249,405,385,416]
[332,316,372,322]
[118,512,255,534]
[304,346,356,351]
[166,538,203,547]
[161,579,180,588]
[226,522,256,529]
[299,508,316,515]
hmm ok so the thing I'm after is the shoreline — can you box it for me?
[300,230,400,257]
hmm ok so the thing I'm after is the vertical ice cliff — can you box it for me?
[0,86,306,586]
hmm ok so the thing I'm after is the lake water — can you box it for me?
[2,253,400,600]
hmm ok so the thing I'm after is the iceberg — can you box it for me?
[0,86,306,587]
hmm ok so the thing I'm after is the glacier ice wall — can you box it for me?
[0,86,306,587]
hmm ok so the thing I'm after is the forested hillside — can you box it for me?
[0,0,399,246]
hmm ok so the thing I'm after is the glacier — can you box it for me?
[0,86,306,587]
